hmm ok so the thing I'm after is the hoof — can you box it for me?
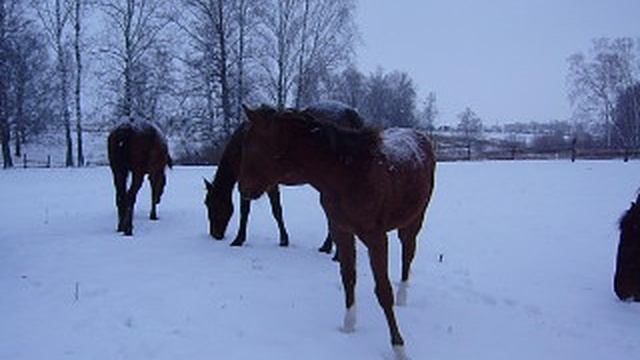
[340,306,356,333]
[279,240,289,247]
[392,345,410,360]
[230,239,244,247]
[150,215,158,221]
[318,244,332,253]
[123,229,133,236]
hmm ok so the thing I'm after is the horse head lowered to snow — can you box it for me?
[204,101,364,253]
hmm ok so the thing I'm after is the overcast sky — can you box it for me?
[356,0,640,125]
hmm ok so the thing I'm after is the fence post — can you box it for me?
[47,155,51,168]
[23,153,27,168]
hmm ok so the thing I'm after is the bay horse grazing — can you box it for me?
[238,105,436,357]
[204,101,364,250]
[614,193,640,302]
[108,121,172,236]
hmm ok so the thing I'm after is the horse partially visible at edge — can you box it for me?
[108,121,172,236]
[204,101,364,251]
[237,105,436,358]
[614,193,640,302]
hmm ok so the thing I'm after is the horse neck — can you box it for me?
[213,140,241,201]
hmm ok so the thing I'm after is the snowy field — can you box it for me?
[1,161,640,360]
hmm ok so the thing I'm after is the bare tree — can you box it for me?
[33,0,74,166]
[615,83,640,150]
[0,0,12,168]
[457,107,483,160]
[567,38,638,148]
[420,91,438,134]
[329,65,365,109]
[362,68,418,128]
[257,0,300,109]
[293,0,356,107]
[180,0,236,137]
[98,0,170,121]
[72,0,86,166]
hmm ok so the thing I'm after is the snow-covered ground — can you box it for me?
[1,161,639,360]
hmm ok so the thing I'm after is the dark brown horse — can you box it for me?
[108,121,172,236]
[238,105,436,355]
[204,101,364,250]
[614,193,640,302]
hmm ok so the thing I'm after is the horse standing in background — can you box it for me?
[238,105,436,357]
[108,121,172,236]
[614,193,640,302]
[204,101,364,251]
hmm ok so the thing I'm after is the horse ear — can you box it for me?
[204,178,213,191]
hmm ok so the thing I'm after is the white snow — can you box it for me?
[1,161,640,360]
[381,128,426,167]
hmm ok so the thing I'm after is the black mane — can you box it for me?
[277,108,380,165]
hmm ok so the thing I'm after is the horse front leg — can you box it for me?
[362,233,405,350]
[267,187,289,247]
[230,198,250,246]
[318,232,333,253]
[123,173,144,236]
[334,230,356,332]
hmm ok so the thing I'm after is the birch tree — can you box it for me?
[98,0,170,121]
[33,0,74,166]
[180,0,235,137]
[72,0,87,166]
[567,38,638,147]
[293,0,356,107]
[0,0,12,167]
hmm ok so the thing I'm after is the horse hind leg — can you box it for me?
[396,213,424,306]
[335,231,356,333]
[123,173,145,236]
[267,187,289,247]
[149,171,166,220]
[112,169,128,232]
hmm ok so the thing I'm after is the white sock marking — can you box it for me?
[393,345,411,360]
[396,281,409,307]
[341,305,356,333]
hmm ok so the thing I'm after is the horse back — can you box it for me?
[373,128,435,229]
[108,122,171,175]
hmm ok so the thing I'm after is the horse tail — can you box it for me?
[108,125,132,172]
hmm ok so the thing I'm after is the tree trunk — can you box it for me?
[216,0,231,137]
[55,0,73,167]
[0,0,12,168]
[295,0,309,108]
[14,65,24,158]
[236,0,246,119]
[74,0,84,166]
[123,0,133,120]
